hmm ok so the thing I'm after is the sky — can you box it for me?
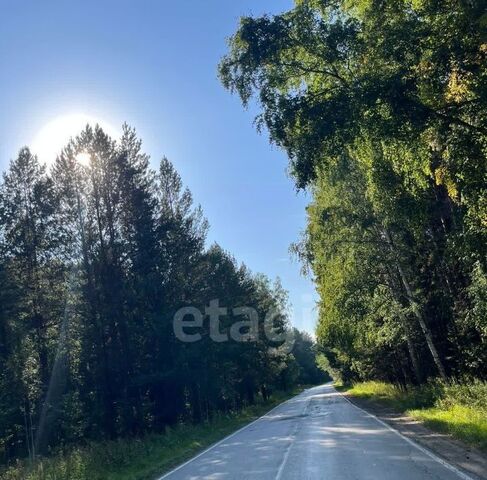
[0,0,318,334]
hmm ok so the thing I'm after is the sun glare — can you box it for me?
[31,113,119,165]
[76,152,91,166]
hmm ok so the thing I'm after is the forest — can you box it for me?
[219,0,486,385]
[0,125,324,464]
[1,0,487,477]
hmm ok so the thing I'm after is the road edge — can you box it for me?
[335,386,484,480]
[157,387,310,479]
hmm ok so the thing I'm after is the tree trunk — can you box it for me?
[405,335,423,384]
[382,228,448,382]
[383,263,424,383]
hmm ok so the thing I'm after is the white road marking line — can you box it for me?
[275,396,312,480]
[336,387,477,480]
[157,389,309,479]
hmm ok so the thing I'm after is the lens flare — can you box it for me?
[31,113,119,164]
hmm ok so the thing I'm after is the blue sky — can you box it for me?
[0,0,318,334]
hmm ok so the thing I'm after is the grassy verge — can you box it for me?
[1,388,303,480]
[341,380,487,450]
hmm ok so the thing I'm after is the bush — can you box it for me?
[439,379,487,412]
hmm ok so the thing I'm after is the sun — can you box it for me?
[31,113,119,165]
[75,152,92,166]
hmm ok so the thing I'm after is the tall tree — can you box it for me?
[0,148,67,453]
[219,0,487,382]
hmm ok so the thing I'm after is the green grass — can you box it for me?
[410,404,487,450]
[342,379,487,450]
[0,389,302,480]
[342,380,441,410]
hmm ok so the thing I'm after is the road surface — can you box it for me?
[160,384,473,480]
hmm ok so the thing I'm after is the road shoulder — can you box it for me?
[342,392,487,480]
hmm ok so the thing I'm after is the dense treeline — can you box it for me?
[220,0,486,384]
[0,125,325,463]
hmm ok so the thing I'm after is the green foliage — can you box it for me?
[345,380,442,410]
[220,0,487,385]
[0,126,322,468]
[290,330,331,385]
[346,380,487,450]
[410,405,487,451]
[0,389,301,480]
[455,262,487,372]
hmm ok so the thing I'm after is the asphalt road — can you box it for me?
[160,384,474,480]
